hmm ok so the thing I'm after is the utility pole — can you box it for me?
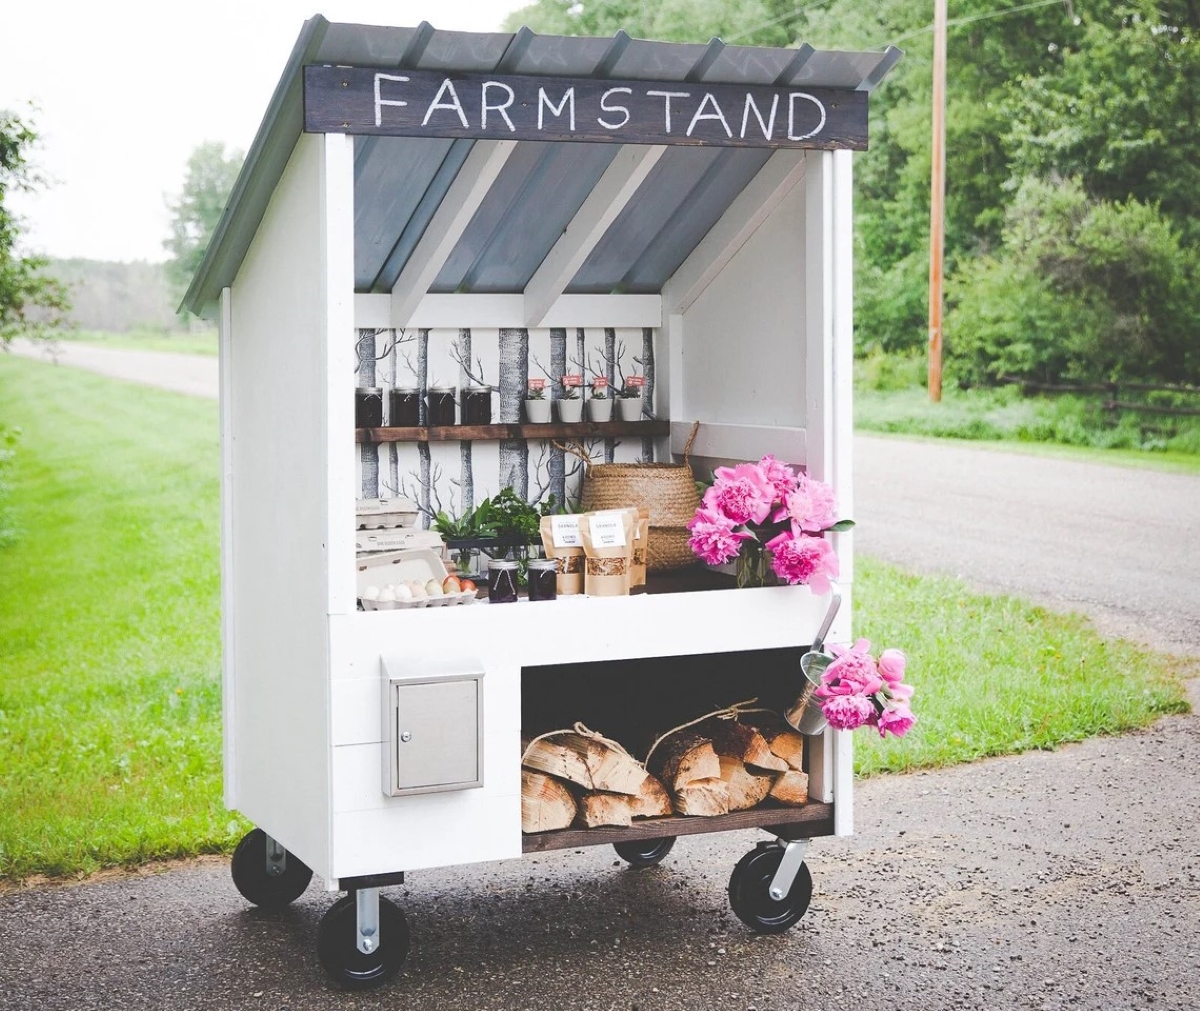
[928,0,948,402]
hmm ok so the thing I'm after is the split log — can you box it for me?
[628,773,673,819]
[647,730,720,791]
[574,791,635,828]
[522,735,593,789]
[768,770,810,806]
[671,777,730,817]
[521,770,577,833]
[706,720,789,773]
[717,755,774,812]
[523,731,647,796]
[757,724,807,772]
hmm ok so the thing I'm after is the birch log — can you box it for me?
[521,771,577,833]
[548,327,567,503]
[357,328,380,498]
[498,326,529,497]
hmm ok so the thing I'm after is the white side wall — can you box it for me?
[224,132,342,876]
[680,180,806,442]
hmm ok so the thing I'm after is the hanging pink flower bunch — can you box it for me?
[686,454,851,590]
[815,638,916,738]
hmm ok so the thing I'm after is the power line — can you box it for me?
[879,0,1066,49]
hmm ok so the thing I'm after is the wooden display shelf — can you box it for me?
[521,801,835,853]
[356,420,671,443]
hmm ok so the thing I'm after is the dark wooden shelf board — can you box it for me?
[521,801,835,853]
[356,420,671,443]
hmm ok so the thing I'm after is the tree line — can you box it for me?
[508,0,1200,387]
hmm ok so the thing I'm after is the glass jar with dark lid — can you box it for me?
[486,558,519,603]
[461,385,493,426]
[389,387,421,427]
[427,386,457,426]
[526,558,559,601]
[355,387,383,428]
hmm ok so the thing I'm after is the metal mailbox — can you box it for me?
[380,658,484,797]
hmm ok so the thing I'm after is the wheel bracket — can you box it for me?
[264,833,287,878]
[767,839,808,901]
[356,887,381,955]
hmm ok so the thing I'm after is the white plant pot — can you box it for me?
[616,397,643,422]
[556,398,584,423]
[587,398,613,422]
[524,397,552,423]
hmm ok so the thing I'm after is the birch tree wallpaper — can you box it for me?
[356,326,658,527]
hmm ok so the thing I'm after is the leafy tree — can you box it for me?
[1003,1,1200,240]
[0,108,69,346]
[946,177,1200,384]
[163,141,244,301]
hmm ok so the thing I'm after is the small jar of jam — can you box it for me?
[486,559,519,603]
[461,385,493,425]
[389,387,421,426]
[427,386,457,426]
[526,558,559,601]
[355,387,383,428]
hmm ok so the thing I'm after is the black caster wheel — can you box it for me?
[728,844,813,934]
[318,893,410,990]
[230,829,313,909]
[613,836,677,868]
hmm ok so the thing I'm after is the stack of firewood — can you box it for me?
[521,729,672,832]
[520,716,809,833]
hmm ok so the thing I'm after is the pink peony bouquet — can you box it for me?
[686,454,852,589]
[815,639,916,738]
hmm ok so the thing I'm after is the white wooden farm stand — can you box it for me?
[184,16,899,989]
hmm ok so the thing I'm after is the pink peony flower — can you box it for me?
[818,639,884,697]
[878,648,908,686]
[706,463,776,525]
[821,693,877,731]
[757,454,797,502]
[782,474,840,534]
[876,704,916,738]
[686,506,752,566]
[765,531,839,593]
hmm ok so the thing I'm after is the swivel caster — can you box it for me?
[318,890,410,990]
[728,840,813,934]
[613,836,676,868]
[230,829,313,909]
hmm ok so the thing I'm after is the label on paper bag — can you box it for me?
[588,511,627,548]
[550,514,583,548]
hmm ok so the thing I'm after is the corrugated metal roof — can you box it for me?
[184,17,900,316]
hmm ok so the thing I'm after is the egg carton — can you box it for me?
[355,527,444,554]
[356,547,478,609]
[356,497,419,530]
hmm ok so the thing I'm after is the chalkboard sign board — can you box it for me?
[304,66,868,150]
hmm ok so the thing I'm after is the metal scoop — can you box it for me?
[783,588,842,736]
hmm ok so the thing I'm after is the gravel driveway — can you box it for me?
[2,345,1197,1010]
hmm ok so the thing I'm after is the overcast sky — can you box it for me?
[2,1,531,263]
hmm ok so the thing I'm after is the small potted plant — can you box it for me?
[616,380,644,422]
[556,377,584,423]
[587,378,612,422]
[525,379,551,423]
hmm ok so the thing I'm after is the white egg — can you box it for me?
[394,583,413,601]
[362,585,380,600]
[377,586,396,602]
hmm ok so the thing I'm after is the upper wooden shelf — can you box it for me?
[355,420,671,443]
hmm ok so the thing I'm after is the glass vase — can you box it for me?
[735,545,770,588]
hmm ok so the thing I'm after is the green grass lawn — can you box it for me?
[0,356,237,880]
[0,357,1190,881]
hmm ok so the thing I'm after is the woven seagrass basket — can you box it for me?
[576,422,701,572]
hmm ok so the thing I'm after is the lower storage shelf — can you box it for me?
[521,801,834,853]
